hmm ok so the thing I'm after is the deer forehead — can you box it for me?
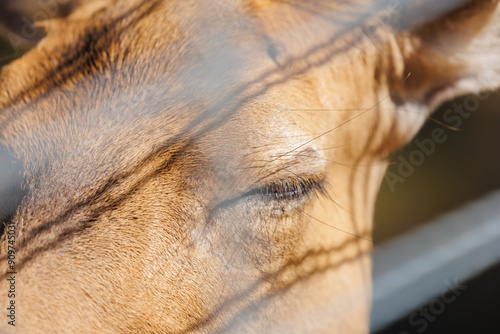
[0,1,411,201]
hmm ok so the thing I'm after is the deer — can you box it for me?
[0,0,499,333]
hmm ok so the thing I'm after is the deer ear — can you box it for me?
[0,0,82,47]
[0,0,109,49]
[392,0,500,110]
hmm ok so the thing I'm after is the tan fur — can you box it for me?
[0,0,499,333]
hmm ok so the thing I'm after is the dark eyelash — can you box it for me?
[260,176,325,201]
[212,176,325,211]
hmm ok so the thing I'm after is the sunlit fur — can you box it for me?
[0,0,499,333]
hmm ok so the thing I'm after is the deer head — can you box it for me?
[0,0,499,333]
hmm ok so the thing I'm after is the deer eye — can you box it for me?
[260,176,325,202]
[213,176,325,213]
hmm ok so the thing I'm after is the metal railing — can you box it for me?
[371,190,500,332]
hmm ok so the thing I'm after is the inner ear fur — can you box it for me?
[393,0,500,108]
[0,0,110,48]
[0,0,81,46]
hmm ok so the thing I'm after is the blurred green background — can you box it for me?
[0,37,20,67]
[373,76,500,333]
[375,93,500,242]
